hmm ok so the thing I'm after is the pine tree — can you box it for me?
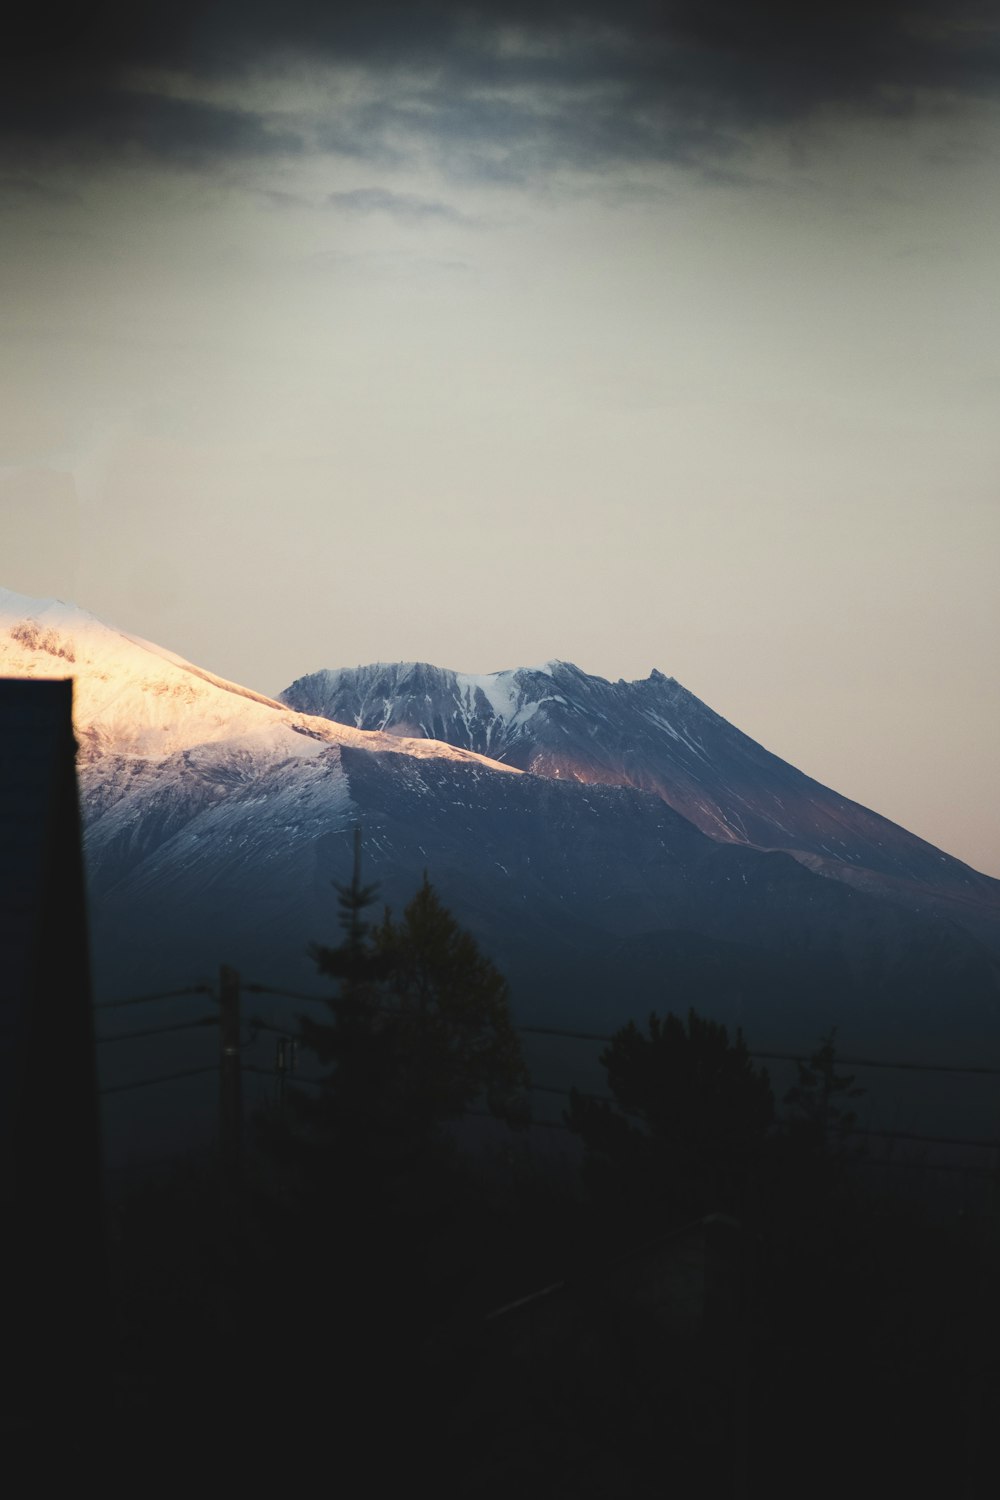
[780,1028,866,1196]
[783,1028,865,1149]
[370,873,530,1130]
[295,835,529,1182]
[566,1008,774,1229]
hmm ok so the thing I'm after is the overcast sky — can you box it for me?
[2,2,999,874]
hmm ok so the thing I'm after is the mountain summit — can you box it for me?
[280,659,1000,932]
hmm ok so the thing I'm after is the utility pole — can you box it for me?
[219,964,242,1193]
[273,1034,300,1118]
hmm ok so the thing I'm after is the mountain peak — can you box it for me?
[280,653,999,917]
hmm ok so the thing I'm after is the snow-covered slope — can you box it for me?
[0,588,521,990]
[4,587,998,1064]
[0,589,522,774]
[281,659,1000,932]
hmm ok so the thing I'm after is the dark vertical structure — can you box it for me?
[0,678,104,1441]
[218,963,242,1192]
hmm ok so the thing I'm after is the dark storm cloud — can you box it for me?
[0,84,303,169]
[5,2,1000,173]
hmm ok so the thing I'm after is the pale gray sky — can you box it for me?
[2,4,999,873]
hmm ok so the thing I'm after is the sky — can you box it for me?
[1,1,999,875]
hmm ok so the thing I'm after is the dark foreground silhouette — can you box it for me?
[95,1044,999,1498]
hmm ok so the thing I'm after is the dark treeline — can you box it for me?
[100,847,999,1495]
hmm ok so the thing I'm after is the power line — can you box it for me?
[100,1065,218,1096]
[235,977,1000,1148]
[247,1016,297,1039]
[94,972,1000,1156]
[95,1017,218,1044]
[849,1127,1000,1151]
[93,984,214,1011]
[859,1156,997,1177]
[185,1050,1000,1160]
[517,1023,1000,1079]
[517,1023,617,1044]
[243,1065,323,1088]
[104,976,1000,1083]
[750,1049,1000,1079]
[527,1078,1000,1152]
[243,982,329,1004]
[527,1080,1000,1158]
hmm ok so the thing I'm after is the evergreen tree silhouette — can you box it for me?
[296,832,529,1184]
[783,1027,865,1150]
[566,1008,773,1230]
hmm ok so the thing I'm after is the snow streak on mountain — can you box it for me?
[281,660,1000,932]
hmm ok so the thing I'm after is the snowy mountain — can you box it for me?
[0,586,518,986]
[0,591,515,775]
[281,659,1000,938]
[3,587,999,1066]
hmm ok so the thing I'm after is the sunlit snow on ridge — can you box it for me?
[0,586,523,776]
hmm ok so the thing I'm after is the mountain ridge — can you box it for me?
[0,587,524,777]
[3,586,998,1068]
[280,657,1000,936]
